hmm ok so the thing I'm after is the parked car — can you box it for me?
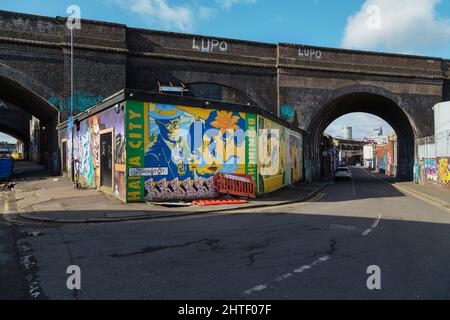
[334,167,352,180]
[355,162,362,167]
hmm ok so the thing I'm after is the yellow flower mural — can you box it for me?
[210,111,240,134]
[439,158,450,185]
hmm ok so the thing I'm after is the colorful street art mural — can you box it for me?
[439,158,450,187]
[62,97,304,203]
[415,157,450,189]
[258,116,284,194]
[289,131,303,183]
[423,159,439,184]
[257,117,303,194]
[280,104,295,122]
[67,107,126,200]
[49,90,102,119]
[29,116,40,163]
[126,101,259,202]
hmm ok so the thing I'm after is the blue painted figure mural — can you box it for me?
[144,103,248,201]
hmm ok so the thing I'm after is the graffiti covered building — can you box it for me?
[58,90,305,202]
[415,102,450,189]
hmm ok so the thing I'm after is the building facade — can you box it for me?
[415,102,450,188]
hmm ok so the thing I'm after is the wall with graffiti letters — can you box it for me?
[66,107,126,200]
[125,101,261,202]
[62,99,304,203]
[257,116,303,194]
[439,158,450,188]
[124,101,304,202]
[415,157,450,189]
[49,90,103,120]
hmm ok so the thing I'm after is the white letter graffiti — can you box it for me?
[192,37,228,53]
[299,47,322,60]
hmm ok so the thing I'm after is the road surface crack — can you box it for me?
[242,251,265,267]
[108,238,220,258]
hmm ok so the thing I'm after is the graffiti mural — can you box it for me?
[125,101,259,202]
[439,158,450,187]
[280,104,295,122]
[70,107,126,200]
[49,90,102,118]
[257,117,285,193]
[423,159,439,184]
[29,116,40,163]
[289,131,303,184]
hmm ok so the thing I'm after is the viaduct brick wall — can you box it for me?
[0,10,448,178]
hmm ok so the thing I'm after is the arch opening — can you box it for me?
[307,91,416,181]
[0,131,26,160]
[0,69,59,172]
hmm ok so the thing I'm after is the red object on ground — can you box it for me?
[213,173,256,198]
[192,199,248,206]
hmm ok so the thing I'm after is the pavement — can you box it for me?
[3,166,450,299]
[5,173,329,223]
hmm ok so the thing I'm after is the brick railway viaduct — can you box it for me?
[0,10,449,179]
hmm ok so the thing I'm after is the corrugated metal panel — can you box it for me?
[435,129,450,157]
[434,102,450,133]
[418,143,436,159]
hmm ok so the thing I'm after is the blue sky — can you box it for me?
[1,0,450,142]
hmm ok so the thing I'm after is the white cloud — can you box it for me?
[198,6,217,19]
[115,0,196,32]
[216,0,256,9]
[342,0,450,53]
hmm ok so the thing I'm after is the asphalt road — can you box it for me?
[1,167,450,299]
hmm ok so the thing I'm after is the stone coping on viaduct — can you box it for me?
[0,9,448,81]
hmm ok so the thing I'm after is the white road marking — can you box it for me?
[361,215,382,237]
[243,255,330,296]
[371,215,381,229]
[351,178,356,196]
[244,284,267,295]
[294,265,312,273]
[307,192,325,203]
[275,273,293,282]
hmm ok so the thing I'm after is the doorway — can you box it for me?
[100,130,113,189]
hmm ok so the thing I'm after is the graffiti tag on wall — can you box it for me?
[298,47,322,60]
[439,158,450,186]
[280,104,295,122]
[193,37,228,53]
[424,159,439,184]
[0,16,57,33]
[48,90,102,117]
[69,106,126,199]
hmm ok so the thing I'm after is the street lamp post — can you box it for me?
[70,24,75,185]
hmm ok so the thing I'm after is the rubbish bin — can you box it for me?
[0,157,14,181]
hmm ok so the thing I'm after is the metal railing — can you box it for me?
[417,129,450,159]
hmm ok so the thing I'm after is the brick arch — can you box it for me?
[0,62,60,172]
[306,85,417,181]
[0,62,59,120]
